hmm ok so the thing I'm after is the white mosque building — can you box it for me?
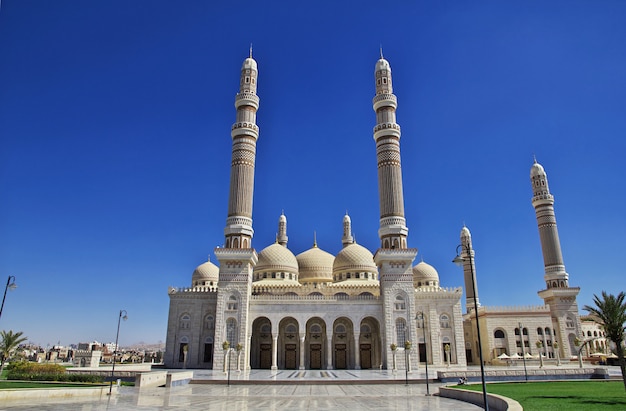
[164,52,583,371]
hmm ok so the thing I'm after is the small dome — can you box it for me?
[530,161,545,178]
[375,58,391,73]
[333,243,377,275]
[255,243,298,274]
[413,261,440,288]
[192,260,219,287]
[296,245,334,284]
[242,57,257,71]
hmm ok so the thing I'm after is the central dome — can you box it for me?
[192,260,219,287]
[296,245,334,284]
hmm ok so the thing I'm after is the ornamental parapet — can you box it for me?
[234,92,259,110]
[372,93,397,110]
[168,286,219,294]
[480,305,550,313]
[415,286,462,294]
[231,122,259,139]
[251,293,380,301]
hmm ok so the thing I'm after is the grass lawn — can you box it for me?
[456,381,626,410]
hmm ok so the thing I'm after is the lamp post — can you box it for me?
[454,245,489,411]
[519,322,528,381]
[0,276,17,321]
[416,312,430,396]
[108,310,128,395]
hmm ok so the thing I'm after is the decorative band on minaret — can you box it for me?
[224,54,260,249]
[372,54,408,250]
[530,159,569,288]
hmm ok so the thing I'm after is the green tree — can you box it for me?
[0,330,28,375]
[583,291,626,391]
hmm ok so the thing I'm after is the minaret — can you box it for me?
[372,53,418,371]
[276,212,288,247]
[460,226,480,312]
[532,159,581,359]
[342,213,354,247]
[224,50,260,249]
[372,52,409,250]
[212,51,260,373]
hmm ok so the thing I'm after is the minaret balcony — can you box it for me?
[372,93,397,111]
[234,92,260,110]
[373,123,401,140]
[231,122,259,139]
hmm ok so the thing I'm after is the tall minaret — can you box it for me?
[212,52,260,373]
[372,52,409,250]
[372,53,418,371]
[224,50,260,249]
[460,226,480,312]
[342,213,354,247]
[276,212,288,247]
[532,159,580,359]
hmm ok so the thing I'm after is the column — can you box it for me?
[271,335,278,371]
[354,332,361,370]
[299,335,305,370]
[326,334,333,370]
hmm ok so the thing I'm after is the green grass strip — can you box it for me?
[455,381,626,411]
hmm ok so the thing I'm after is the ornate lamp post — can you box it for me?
[390,343,397,372]
[454,245,489,410]
[404,340,412,385]
[416,312,430,396]
[0,276,17,321]
[519,323,528,381]
[108,310,128,395]
[536,340,544,368]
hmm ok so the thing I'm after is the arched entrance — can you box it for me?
[359,317,381,369]
[251,317,272,369]
[305,317,327,369]
[279,317,300,369]
[332,317,354,369]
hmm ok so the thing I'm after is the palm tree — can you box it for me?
[0,330,27,375]
[583,291,626,391]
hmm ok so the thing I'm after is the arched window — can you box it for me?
[494,330,505,339]
[565,316,575,328]
[227,295,238,311]
[537,328,543,335]
[180,314,191,330]
[226,318,238,346]
[394,295,406,310]
[395,319,407,346]
[522,328,528,336]
[205,315,214,330]
[440,314,450,329]
[545,328,551,335]
[311,324,322,334]
[514,328,520,336]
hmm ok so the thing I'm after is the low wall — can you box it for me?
[166,371,194,387]
[438,367,608,383]
[0,385,114,402]
[136,371,168,388]
[439,387,522,411]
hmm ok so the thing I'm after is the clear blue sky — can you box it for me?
[1,1,624,347]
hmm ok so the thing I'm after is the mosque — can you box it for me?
[164,53,583,371]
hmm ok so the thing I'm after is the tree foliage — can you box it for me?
[0,330,27,374]
[584,291,626,391]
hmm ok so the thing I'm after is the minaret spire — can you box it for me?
[460,226,480,312]
[342,213,354,248]
[372,53,409,249]
[223,52,260,249]
[276,212,288,247]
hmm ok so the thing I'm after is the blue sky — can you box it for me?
[1,1,624,347]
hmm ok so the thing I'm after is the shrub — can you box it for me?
[6,362,102,383]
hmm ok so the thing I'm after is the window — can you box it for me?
[440,314,450,329]
[227,295,238,311]
[395,319,407,347]
[205,315,214,330]
[494,330,505,339]
[566,317,575,329]
[537,328,543,335]
[394,295,406,310]
[226,318,238,346]
[180,314,191,330]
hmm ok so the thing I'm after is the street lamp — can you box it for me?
[416,312,430,396]
[453,245,489,411]
[0,276,17,321]
[518,322,528,381]
[109,310,128,395]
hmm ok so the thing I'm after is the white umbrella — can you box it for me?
[497,353,510,359]
[509,353,522,359]
[524,352,534,359]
